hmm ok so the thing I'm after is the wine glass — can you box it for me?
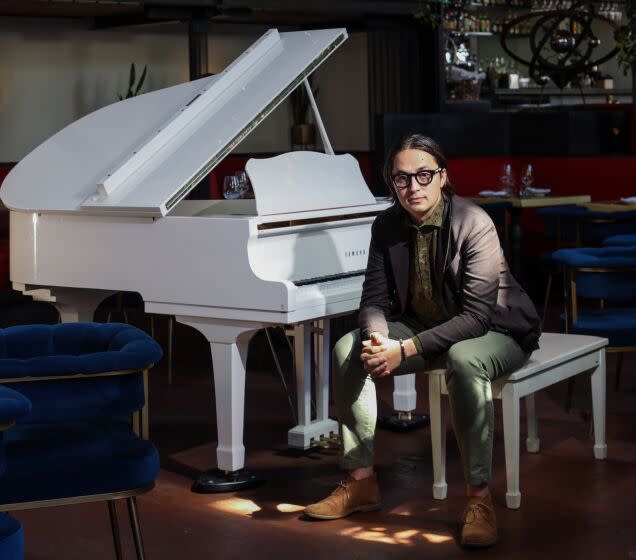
[521,164,534,196]
[500,163,514,195]
[223,175,242,200]
[236,170,253,199]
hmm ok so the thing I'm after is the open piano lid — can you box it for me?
[1,28,353,217]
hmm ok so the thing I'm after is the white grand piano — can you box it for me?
[1,27,417,491]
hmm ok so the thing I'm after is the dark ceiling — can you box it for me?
[0,0,423,27]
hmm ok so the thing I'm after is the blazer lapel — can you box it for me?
[389,238,410,314]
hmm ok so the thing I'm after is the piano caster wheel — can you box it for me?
[377,412,430,433]
[191,469,264,493]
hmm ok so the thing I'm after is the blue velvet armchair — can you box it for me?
[603,233,636,247]
[0,385,30,560]
[538,206,636,246]
[538,206,636,326]
[552,246,636,400]
[0,322,162,559]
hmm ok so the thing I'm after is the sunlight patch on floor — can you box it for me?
[276,503,305,513]
[338,525,449,546]
[422,532,453,544]
[210,498,261,516]
[388,506,413,516]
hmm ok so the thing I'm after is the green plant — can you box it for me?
[413,0,438,28]
[615,0,636,75]
[289,75,319,125]
[118,63,147,100]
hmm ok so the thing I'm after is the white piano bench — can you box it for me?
[426,332,608,509]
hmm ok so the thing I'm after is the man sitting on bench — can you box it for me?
[304,134,541,548]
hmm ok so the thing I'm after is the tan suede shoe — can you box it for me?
[460,493,498,548]
[304,474,381,520]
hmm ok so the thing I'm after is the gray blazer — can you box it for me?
[359,192,541,360]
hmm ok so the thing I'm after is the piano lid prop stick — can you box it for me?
[304,78,333,155]
[95,29,282,198]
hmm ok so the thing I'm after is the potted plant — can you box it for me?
[118,63,147,100]
[289,75,319,148]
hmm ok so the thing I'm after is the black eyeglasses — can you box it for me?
[392,168,443,190]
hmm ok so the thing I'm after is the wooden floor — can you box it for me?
[13,321,636,560]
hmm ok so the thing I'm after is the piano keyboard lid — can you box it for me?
[1,28,353,217]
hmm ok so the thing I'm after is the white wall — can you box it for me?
[0,18,190,162]
[314,32,369,152]
[0,18,370,163]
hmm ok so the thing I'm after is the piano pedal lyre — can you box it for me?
[312,431,342,449]
[287,319,340,450]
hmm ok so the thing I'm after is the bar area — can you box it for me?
[442,0,631,107]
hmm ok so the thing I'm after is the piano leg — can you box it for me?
[49,288,113,323]
[287,320,339,449]
[175,316,265,493]
[378,373,430,432]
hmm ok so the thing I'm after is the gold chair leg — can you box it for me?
[107,501,123,560]
[127,497,146,560]
[131,411,140,437]
[142,370,149,440]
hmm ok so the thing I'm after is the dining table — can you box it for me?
[472,194,592,281]
[583,200,636,213]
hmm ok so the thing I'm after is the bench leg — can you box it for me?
[525,393,540,453]
[502,384,521,509]
[591,349,607,460]
[428,374,447,500]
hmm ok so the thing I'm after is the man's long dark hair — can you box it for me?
[382,134,455,207]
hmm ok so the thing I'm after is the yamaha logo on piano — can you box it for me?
[345,249,366,258]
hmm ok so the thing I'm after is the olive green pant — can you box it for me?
[333,323,530,486]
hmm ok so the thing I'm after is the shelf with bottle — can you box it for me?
[444,0,530,7]
[457,0,625,8]
[447,31,531,39]
[442,0,625,35]
[442,9,494,33]
[448,30,494,38]
[442,8,534,34]
[463,1,531,9]
[480,56,530,91]
[457,0,625,25]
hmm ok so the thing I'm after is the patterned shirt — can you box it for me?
[405,197,446,352]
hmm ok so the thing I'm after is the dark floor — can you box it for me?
[12,316,636,560]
